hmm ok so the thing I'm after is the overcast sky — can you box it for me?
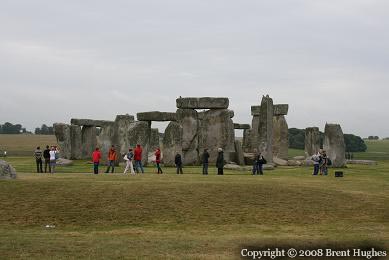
[1,0,388,137]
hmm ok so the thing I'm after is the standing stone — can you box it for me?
[176,109,199,165]
[242,129,252,152]
[323,123,346,167]
[113,114,135,155]
[150,128,160,150]
[257,95,274,164]
[81,126,97,159]
[69,125,82,159]
[162,121,183,166]
[250,116,260,149]
[198,109,235,163]
[126,121,151,166]
[0,160,16,179]
[273,115,289,160]
[53,123,72,159]
[305,127,321,157]
[234,140,245,165]
[98,123,116,163]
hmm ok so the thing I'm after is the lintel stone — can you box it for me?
[137,111,177,121]
[176,97,229,109]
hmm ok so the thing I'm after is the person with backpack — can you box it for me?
[320,150,329,176]
[175,152,183,174]
[34,146,43,173]
[311,151,322,175]
[216,148,225,175]
[202,148,210,175]
[155,147,163,174]
[43,145,51,173]
[92,147,102,174]
[134,144,144,174]
[123,148,135,175]
[105,145,117,173]
[252,149,266,175]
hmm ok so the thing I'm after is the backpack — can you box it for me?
[55,152,59,160]
[327,158,332,166]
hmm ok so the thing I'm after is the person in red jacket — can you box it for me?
[134,144,144,174]
[105,145,117,173]
[92,147,102,174]
[155,147,163,174]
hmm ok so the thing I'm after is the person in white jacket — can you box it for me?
[123,148,135,175]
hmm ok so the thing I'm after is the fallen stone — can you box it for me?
[234,123,250,129]
[224,163,274,171]
[346,160,378,165]
[71,118,115,127]
[287,160,302,166]
[293,156,306,160]
[273,157,288,166]
[176,97,229,109]
[137,111,177,122]
[56,158,73,166]
[0,160,16,179]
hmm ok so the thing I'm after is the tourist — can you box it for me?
[155,147,163,174]
[311,151,322,175]
[134,144,144,174]
[105,145,117,173]
[175,152,183,174]
[43,145,51,173]
[202,148,210,175]
[49,146,57,173]
[92,147,101,174]
[320,150,328,176]
[252,149,266,175]
[34,146,43,173]
[216,148,224,175]
[123,148,135,175]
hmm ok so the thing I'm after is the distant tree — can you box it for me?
[344,134,367,152]
[367,136,379,140]
[0,122,23,134]
[34,124,54,135]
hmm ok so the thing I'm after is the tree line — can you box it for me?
[0,122,53,135]
[288,128,367,152]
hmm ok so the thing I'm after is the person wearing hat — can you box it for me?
[216,148,224,175]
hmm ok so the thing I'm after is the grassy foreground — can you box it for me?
[1,161,388,259]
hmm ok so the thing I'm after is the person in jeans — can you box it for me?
[34,146,43,173]
[311,151,322,175]
[252,149,266,175]
[202,148,210,175]
[216,148,224,175]
[175,153,183,174]
[134,144,144,174]
[43,145,51,173]
[105,145,117,173]
[320,150,328,176]
[123,148,135,175]
[155,147,163,174]
[49,146,57,174]
[92,147,101,174]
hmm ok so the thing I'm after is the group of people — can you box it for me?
[311,149,331,175]
[34,145,59,173]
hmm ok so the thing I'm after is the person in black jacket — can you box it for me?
[175,153,183,174]
[202,148,210,175]
[252,149,266,175]
[43,145,51,173]
[216,148,224,175]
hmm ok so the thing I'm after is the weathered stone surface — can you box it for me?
[257,95,274,164]
[273,104,289,116]
[224,163,274,171]
[98,123,116,163]
[81,126,97,159]
[198,109,235,164]
[150,128,160,150]
[137,111,177,122]
[272,115,288,159]
[176,109,199,165]
[71,118,115,127]
[56,158,73,166]
[242,129,252,152]
[250,116,260,149]
[323,123,346,168]
[114,114,137,155]
[234,123,250,129]
[293,156,306,160]
[162,121,183,166]
[69,125,82,159]
[176,97,229,109]
[287,160,302,166]
[251,106,261,116]
[125,121,151,166]
[234,140,245,165]
[273,157,288,166]
[304,127,321,157]
[228,110,234,118]
[0,160,16,179]
[53,123,72,159]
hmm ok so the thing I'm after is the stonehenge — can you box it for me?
[53,95,347,168]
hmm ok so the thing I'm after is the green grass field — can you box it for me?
[1,135,388,259]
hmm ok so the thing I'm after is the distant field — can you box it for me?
[0,134,57,156]
[354,140,389,161]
